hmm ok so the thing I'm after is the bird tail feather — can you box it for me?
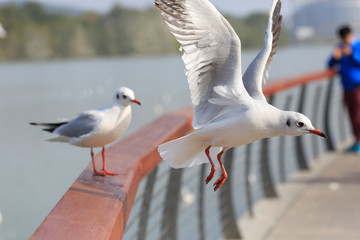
[30,122,68,133]
[158,134,222,168]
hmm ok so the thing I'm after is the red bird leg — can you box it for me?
[101,146,118,176]
[213,150,228,191]
[91,147,104,176]
[205,146,216,184]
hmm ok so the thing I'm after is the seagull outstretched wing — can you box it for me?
[243,0,282,102]
[155,0,252,129]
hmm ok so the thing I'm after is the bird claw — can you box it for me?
[93,170,118,176]
[213,175,227,191]
[102,169,119,176]
[205,167,216,184]
[93,170,106,176]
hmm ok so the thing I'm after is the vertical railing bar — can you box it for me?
[160,168,183,240]
[127,190,166,239]
[279,94,293,182]
[260,137,278,198]
[245,143,254,217]
[219,148,242,239]
[278,135,286,182]
[324,77,336,150]
[143,203,169,237]
[295,85,309,170]
[198,164,206,240]
[137,166,159,240]
[160,221,176,239]
[261,95,278,198]
[310,84,323,159]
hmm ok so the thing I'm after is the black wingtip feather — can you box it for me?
[30,121,68,133]
[42,128,55,133]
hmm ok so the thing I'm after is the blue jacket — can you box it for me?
[328,39,360,91]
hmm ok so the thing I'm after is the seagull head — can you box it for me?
[114,87,141,106]
[283,111,327,138]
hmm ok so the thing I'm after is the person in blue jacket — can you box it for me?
[328,25,360,153]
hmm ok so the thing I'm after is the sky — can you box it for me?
[0,0,295,17]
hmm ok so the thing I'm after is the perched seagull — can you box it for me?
[30,87,141,176]
[155,0,327,191]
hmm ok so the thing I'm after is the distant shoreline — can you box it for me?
[0,2,290,61]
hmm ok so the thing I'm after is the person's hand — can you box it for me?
[333,46,343,60]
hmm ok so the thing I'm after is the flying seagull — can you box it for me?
[30,87,141,176]
[155,0,326,191]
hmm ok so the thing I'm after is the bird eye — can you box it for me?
[297,122,304,128]
[122,95,127,99]
[116,93,120,100]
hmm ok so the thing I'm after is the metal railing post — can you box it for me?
[324,77,336,150]
[198,165,206,240]
[279,94,293,182]
[310,85,323,159]
[161,169,183,240]
[261,96,278,198]
[245,144,254,217]
[295,85,309,170]
[260,137,278,198]
[219,148,242,239]
[138,166,159,240]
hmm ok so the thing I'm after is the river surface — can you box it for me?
[0,43,334,239]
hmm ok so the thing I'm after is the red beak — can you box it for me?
[131,99,141,105]
[308,128,327,138]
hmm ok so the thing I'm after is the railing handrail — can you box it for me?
[263,69,336,96]
[30,69,337,240]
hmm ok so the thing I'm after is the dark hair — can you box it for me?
[338,25,352,40]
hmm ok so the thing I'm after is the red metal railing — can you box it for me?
[30,69,337,240]
[263,69,336,96]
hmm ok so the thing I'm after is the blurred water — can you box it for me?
[0,43,334,240]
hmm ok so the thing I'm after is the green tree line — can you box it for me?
[0,2,290,61]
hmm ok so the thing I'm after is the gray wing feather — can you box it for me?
[265,1,282,74]
[243,0,282,102]
[54,113,98,138]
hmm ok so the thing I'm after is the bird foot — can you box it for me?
[102,169,119,176]
[205,166,216,184]
[93,170,106,176]
[93,169,118,176]
[213,174,227,191]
